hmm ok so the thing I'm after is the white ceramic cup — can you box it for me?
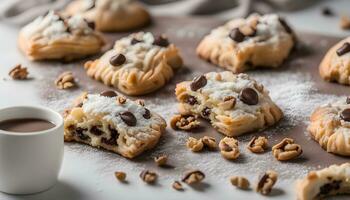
[0,106,64,194]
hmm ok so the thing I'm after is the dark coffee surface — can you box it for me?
[0,118,55,133]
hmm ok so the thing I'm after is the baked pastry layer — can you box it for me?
[319,37,350,85]
[63,0,150,32]
[175,71,283,136]
[308,98,350,156]
[196,13,295,73]
[64,91,167,158]
[296,163,350,200]
[85,32,183,95]
[18,11,104,61]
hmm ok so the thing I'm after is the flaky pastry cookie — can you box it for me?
[85,32,183,95]
[296,163,350,200]
[320,37,350,85]
[196,13,295,73]
[308,98,350,156]
[64,90,166,159]
[63,0,150,32]
[18,11,104,61]
[175,71,283,136]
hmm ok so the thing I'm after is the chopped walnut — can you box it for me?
[114,171,126,182]
[140,170,157,184]
[154,155,168,166]
[8,64,28,80]
[135,99,145,106]
[219,137,240,160]
[201,136,217,150]
[239,25,256,36]
[247,136,268,153]
[218,96,236,110]
[172,181,184,191]
[117,96,126,104]
[182,170,205,185]
[170,114,200,130]
[55,71,76,89]
[215,73,222,81]
[272,138,302,161]
[256,170,278,195]
[230,176,250,190]
[186,137,204,152]
[340,15,350,30]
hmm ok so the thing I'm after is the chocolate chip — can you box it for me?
[86,21,95,30]
[186,95,198,105]
[74,127,89,141]
[119,111,137,126]
[102,126,119,145]
[131,38,142,45]
[340,108,350,122]
[100,90,118,97]
[190,75,207,91]
[153,35,169,47]
[319,180,342,195]
[90,126,103,136]
[229,28,245,42]
[336,42,350,56]
[279,18,293,33]
[239,88,259,105]
[322,7,333,16]
[347,97,350,104]
[143,108,151,119]
[202,107,211,118]
[110,54,126,66]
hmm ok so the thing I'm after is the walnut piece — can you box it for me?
[55,71,76,89]
[114,171,126,182]
[218,96,236,110]
[219,137,240,160]
[201,136,217,150]
[340,15,350,30]
[140,170,157,184]
[186,137,204,152]
[154,155,168,166]
[230,176,250,190]
[256,170,278,195]
[272,138,302,161]
[182,170,205,185]
[170,114,200,130]
[247,136,268,153]
[117,96,126,104]
[8,64,28,80]
[172,181,184,191]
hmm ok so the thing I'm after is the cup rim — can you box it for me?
[0,105,63,136]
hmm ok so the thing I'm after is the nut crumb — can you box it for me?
[219,137,240,160]
[182,170,205,185]
[172,181,184,191]
[55,71,76,89]
[117,96,126,104]
[256,170,278,195]
[218,96,236,110]
[114,171,126,182]
[340,15,350,30]
[272,138,302,161]
[230,176,250,190]
[170,114,200,130]
[135,99,145,106]
[186,137,204,152]
[154,155,168,166]
[247,136,268,153]
[8,64,28,80]
[201,136,217,150]
[140,170,157,184]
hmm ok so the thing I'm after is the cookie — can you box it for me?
[175,71,283,136]
[196,13,295,73]
[63,0,150,32]
[319,38,350,85]
[85,32,183,95]
[18,11,104,61]
[64,91,167,159]
[308,98,350,156]
[296,163,350,200]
